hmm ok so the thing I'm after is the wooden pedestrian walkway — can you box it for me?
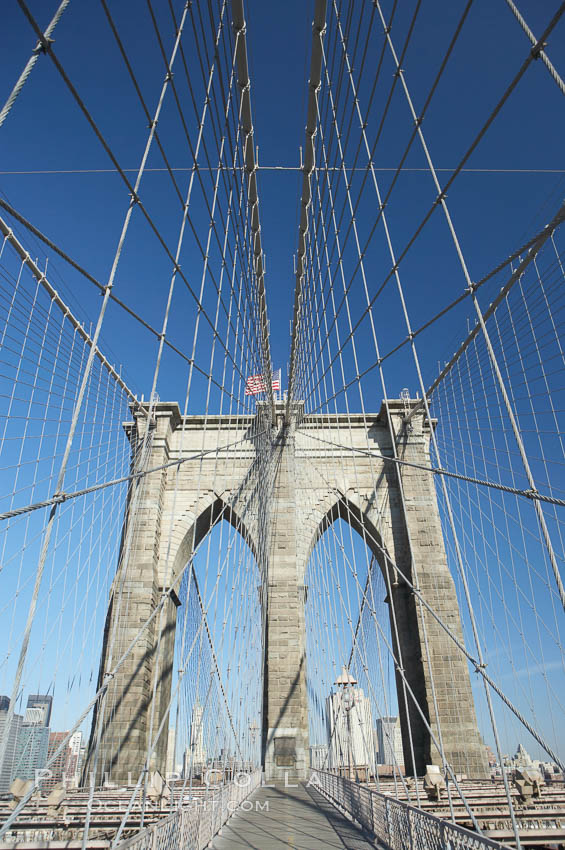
[211,783,376,849]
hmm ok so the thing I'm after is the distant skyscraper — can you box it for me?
[326,675,375,773]
[0,698,23,793]
[45,733,69,790]
[12,694,52,782]
[376,717,404,769]
[166,728,176,777]
[68,731,83,784]
[44,730,83,790]
[189,703,206,766]
[514,743,534,767]
[13,727,49,782]
[25,695,52,727]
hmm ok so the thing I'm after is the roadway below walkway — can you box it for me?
[210,783,377,849]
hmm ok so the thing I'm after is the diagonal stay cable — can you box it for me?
[149,0,272,391]
[0,214,138,402]
[0,201,252,408]
[0,429,267,522]
[297,428,565,508]
[287,0,327,414]
[503,0,565,95]
[298,443,565,777]
[0,436,271,839]
[14,0,263,401]
[404,199,565,421]
[0,0,71,127]
[293,0,470,395]
[298,4,565,412]
[307,200,565,415]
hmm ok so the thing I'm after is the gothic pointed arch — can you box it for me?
[306,491,396,586]
[166,491,259,590]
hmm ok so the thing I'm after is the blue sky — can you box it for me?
[1,0,564,403]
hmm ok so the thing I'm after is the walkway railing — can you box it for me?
[116,770,262,850]
[311,771,506,849]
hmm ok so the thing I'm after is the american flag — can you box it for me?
[245,369,281,396]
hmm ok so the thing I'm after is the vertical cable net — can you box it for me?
[0,236,133,743]
[431,229,565,764]
[0,0,564,846]
[289,0,565,842]
[0,0,274,843]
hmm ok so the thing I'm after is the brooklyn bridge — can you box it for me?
[0,0,564,847]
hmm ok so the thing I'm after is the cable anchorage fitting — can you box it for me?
[33,36,54,55]
[531,40,547,59]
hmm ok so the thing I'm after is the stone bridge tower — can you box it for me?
[85,400,488,785]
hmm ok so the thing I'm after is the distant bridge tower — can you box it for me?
[85,400,488,784]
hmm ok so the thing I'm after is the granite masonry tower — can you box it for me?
[85,400,488,784]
